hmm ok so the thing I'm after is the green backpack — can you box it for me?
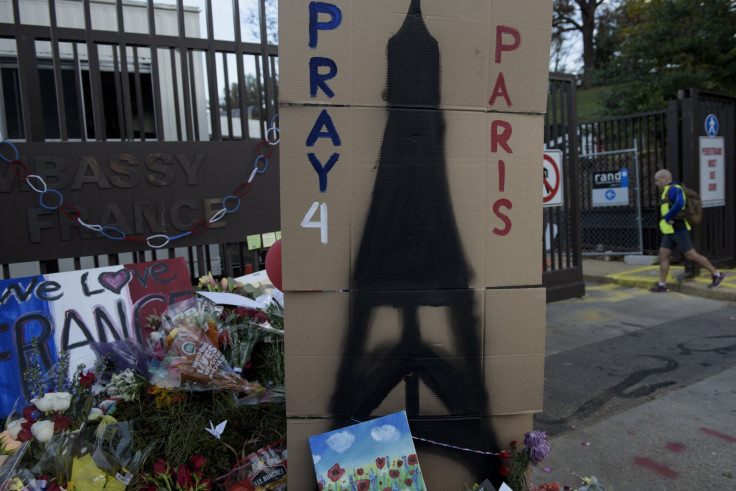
[673,184,703,226]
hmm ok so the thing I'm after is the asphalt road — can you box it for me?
[532,283,736,490]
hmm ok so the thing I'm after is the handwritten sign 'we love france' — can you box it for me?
[0,258,194,417]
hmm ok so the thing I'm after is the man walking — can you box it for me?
[649,169,725,292]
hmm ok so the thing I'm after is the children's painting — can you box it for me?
[309,411,427,490]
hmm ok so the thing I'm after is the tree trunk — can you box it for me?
[578,0,597,88]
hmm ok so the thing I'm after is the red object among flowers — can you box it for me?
[189,454,206,471]
[407,454,418,465]
[356,479,371,490]
[176,464,193,488]
[389,469,400,479]
[153,458,172,476]
[327,463,345,482]
[499,463,510,476]
[498,450,511,459]
[53,413,72,432]
[396,459,403,467]
[375,457,386,469]
[405,478,414,486]
[79,371,95,388]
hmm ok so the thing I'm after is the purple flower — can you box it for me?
[524,430,551,465]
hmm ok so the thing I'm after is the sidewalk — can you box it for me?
[582,256,736,302]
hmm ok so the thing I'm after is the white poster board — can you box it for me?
[699,136,725,207]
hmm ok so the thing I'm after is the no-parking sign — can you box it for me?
[543,150,563,207]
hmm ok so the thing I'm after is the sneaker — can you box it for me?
[709,272,726,289]
[648,283,670,293]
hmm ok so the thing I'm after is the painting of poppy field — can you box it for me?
[309,411,427,490]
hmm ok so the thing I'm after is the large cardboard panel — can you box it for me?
[282,106,547,291]
[287,414,534,490]
[286,290,487,418]
[485,113,544,287]
[279,0,552,114]
[285,289,544,417]
[280,105,353,291]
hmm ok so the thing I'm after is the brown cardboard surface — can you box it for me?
[280,106,544,291]
[485,113,545,287]
[287,414,535,490]
[484,354,545,414]
[279,0,552,114]
[284,290,483,358]
[484,288,546,356]
[285,289,545,417]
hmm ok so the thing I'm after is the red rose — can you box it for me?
[201,478,213,490]
[153,459,171,476]
[79,371,95,388]
[176,464,193,488]
[53,413,72,432]
[498,450,511,459]
[17,428,33,442]
[327,463,345,482]
[189,454,206,471]
[499,463,510,476]
[22,405,37,422]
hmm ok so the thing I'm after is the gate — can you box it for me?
[668,88,736,271]
[0,0,280,281]
[543,74,584,302]
[578,141,644,255]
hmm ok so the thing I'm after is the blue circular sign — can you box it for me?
[705,114,719,137]
[605,189,616,200]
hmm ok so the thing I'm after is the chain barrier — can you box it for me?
[0,115,279,249]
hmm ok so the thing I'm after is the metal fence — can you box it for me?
[0,0,280,281]
[578,142,643,255]
[578,110,668,253]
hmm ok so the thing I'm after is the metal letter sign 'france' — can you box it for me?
[278,1,553,488]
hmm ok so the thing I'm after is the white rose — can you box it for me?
[50,392,71,412]
[31,394,54,412]
[7,418,27,440]
[30,420,55,442]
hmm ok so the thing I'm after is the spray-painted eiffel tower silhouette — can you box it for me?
[331,0,501,482]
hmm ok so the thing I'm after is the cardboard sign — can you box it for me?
[280,1,551,487]
[0,258,193,417]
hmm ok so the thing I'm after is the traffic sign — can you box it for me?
[705,114,719,137]
[543,150,563,207]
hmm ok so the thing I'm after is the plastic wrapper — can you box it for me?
[91,338,150,378]
[221,439,287,491]
[150,319,261,394]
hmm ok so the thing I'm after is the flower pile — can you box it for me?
[0,273,286,490]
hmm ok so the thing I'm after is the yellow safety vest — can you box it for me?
[660,184,691,234]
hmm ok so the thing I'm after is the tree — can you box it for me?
[220,74,262,116]
[597,0,736,114]
[553,0,614,88]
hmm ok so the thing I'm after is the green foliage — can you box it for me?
[595,0,736,114]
